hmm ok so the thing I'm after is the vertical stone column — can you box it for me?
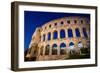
[65,46,68,54]
[79,27,84,38]
[58,30,60,39]
[65,43,67,54]
[51,31,53,40]
[65,29,68,38]
[38,47,40,56]
[49,46,52,55]
[58,46,60,55]
[41,34,42,42]
[75,43,79,54]
[72,28,76,38]
[43,46,45,56]
[45,33,47,41]
[57,30,60,55]
[36,47,40,60]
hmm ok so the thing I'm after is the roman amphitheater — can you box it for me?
[26,16,90,61]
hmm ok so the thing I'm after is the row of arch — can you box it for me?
[40,42,83,55]
[43,18,89,30]
[42,28,88,41]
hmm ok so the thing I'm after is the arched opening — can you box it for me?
[61,21,64,25]
[67,20,70,24]
[45,45,50,55]
[68,29,73,38]
[69,42,75,54]
[53,30,58,39]
[78,42,83,48]
[75,28,81,37]
[83,28,88,38]
[69,42,74,50]
[60,43,66,55]
[60,29,66,39]
[48,32,51,41]
[52,44,57,55]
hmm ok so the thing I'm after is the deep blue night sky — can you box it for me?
[24,11,90,50]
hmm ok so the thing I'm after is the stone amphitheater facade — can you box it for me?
[26,16,90,61]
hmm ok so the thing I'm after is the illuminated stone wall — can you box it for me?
[26,17,90,61]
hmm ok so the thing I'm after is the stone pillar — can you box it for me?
[43,46,45,56]
[58,30,60,39]
[36,48,40,60]
[51,32,53,40]
[41,35,42,42]
[66,46,68,54]
[79,28,84,38]
[38,48,40,56]
[75,45,80,54]
[65,29,68,38]
[58,46,60,55]
[45,33,47,41]
[73,28,76,38]
[49,46,52,55]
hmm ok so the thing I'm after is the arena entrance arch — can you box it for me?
[69,42,74,49]
[52,44,57,55]
[69,42,75,54]
[60,43,66,55]
[45,45,50,55]
[78,42,83,48]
